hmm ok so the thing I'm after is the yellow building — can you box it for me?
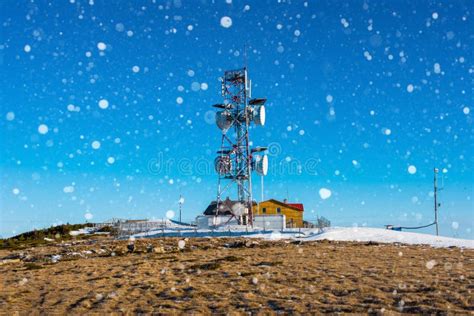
[256,199,304,228]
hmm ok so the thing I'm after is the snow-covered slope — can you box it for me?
[132,226,473,249]
[300,227,474,249]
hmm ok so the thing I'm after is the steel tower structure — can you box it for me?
[213,67,268,225]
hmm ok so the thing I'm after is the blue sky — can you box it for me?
[1,0,473,238]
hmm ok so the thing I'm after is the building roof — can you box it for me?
[260,199,304,212]
[287,203,304,211]
[203,199,257,216]
[203,200,233,216]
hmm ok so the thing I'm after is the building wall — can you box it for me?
[196,215,240,229]
[255,201,303,228]
[253,215,286,230]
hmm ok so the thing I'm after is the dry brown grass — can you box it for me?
[0,237,473,314]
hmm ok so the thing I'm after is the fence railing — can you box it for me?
[303,216,331,229]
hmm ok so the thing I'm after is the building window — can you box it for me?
[262,207,266,214]
[277,207,281,214]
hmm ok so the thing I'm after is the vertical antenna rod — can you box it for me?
[179,194,183,223]
[243,44,248,70]
[434,168,439,236]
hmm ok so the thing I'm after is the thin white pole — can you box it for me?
[179,194,182,223]
[434,168,439,236]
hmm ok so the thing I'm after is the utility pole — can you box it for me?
[179,194,183,223]
[434,168,439,236]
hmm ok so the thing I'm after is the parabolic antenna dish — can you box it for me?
[231,202,246,216]
[216,110,233,131]
[253,105,266,126]
[255,154,268,176]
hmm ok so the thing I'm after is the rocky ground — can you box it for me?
[1,236,473,314]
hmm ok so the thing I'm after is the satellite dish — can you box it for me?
[255,154,268,176]
[214,156,232,175]
[251,146,267,153]
[253,105,266,126]
[231,202,246,216]
[216,110,233,131]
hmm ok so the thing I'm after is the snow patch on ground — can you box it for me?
[69,227,98,236]
[131,226,473,249]
[300,227,474,249]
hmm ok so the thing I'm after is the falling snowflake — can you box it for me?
[166,210,175,219]
[426,260,437,269]
[98,99,109,109]
[91,140,101,150]
[220,16,232,28]
[84,212,93,220]
[97,42,106,51]
[6,112,15,121]
[340,18,349,28]
[319,188,332,200]
[19,278,28,286]
[191,82,201,91]
[63,186,74,193]
[115,23,125,32]
[38,124,49,135]
[364,51,373,61]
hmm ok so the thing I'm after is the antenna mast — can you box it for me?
[385,167,442,236]
[243,44,248,70]
[213,66,268,226]
[179,194,183,223]
[434,168,439,236]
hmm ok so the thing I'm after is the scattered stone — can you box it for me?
[153,246,165,253]
[0,258,21,265]
[146,244,154,253]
